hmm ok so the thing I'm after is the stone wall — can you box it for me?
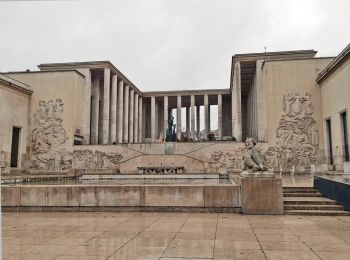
[320,57,350,171]
[0,80,31,169]
[2,184,241,211]
[262,58,334,173]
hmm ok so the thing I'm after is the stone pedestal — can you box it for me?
[241,174,283,215]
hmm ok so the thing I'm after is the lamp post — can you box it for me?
[0,151,5,259]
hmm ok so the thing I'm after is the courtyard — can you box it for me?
[2,211,350,260]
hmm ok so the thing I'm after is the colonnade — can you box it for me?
[90,68,143,144]
[147,92,237,142]
[86,63,246,144]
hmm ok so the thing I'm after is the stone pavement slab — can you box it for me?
[2,212,350,259]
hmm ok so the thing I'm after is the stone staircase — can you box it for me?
[283,187,350,216]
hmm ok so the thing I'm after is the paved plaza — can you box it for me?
[2,212,350,260]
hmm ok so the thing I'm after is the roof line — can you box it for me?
[38,61,142,95]
[4,69,86,78]
[0,74,32,94]
[142,88,230,96]
[316,43,350,83]
[233,49,317,58]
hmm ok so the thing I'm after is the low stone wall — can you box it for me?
[1,184,241,212]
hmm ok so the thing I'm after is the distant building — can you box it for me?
[1,44,349,173]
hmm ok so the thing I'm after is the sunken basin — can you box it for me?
[1,177,241,213]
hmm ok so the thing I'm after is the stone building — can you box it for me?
[1,44,349,174]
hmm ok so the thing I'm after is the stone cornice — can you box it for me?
[316,43,350,84]
[0,74,32,95]
[142,88,230,97]
[38,61,142,95]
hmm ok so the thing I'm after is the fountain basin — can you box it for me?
[1,178,241,213]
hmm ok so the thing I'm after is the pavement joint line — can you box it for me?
[106,212,166,259]
[212,213,219,259]
[247,215,268,260]
[283,216,324,260]
[160,212,192,258]
[51,212,139,259]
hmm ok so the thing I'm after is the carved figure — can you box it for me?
[209,148,244,171]
[242,138,268,172]
[72,150,123,169]
[266,93,318,172]
[31,99,71,171]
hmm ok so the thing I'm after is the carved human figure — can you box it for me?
[242,138,267,172]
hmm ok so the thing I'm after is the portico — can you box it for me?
[141,89,232,142]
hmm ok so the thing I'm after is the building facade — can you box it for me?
[1,45,349,174]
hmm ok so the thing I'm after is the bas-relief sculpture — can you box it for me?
[209,93,318,174]
[31,99,123,171]
[266,93,319,172]
[209,148,244,171]
[73,150,123,169]
[31,99,72,171]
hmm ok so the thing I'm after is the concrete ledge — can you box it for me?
[2,206,242,213]
[2,184,241,211]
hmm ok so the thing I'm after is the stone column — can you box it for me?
[77,68,92,144]
[256,60,266,142]
[138,97,143,143]
[110,74,118,143]
[186,107,190,140]
[129,89,134,143]
[232,62,242,141]
[164,96,168,141]
[177,95,182,140]
[134,93,139,143]
[204,94,209,140]
[123,85,129,143]
[196,105,200,139]
[90,77,99,145]
[102,68,111,144]
[98,83,104,144]
[142,99,146,141]
[155,101,159,140]
[190,95,195,140]
[151,96,156,142]
[218,94,223,140]
[117,80,124,143]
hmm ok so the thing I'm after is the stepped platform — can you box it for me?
[283,186,350,216]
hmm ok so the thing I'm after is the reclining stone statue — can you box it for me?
[242,138,268,172]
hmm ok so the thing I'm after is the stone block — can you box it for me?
[1,186,21,206]
[47,186,80,207]
[144,186,204,207]
[343,162,350,173]
[204,185,240,208]
[21,186,48,206]
[79,186,97,206]
[241,176,283,215]
[95,186,141,206]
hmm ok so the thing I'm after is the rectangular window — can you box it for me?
[340,111,349,162]
[326,118,333,165]
[10,127,21,168]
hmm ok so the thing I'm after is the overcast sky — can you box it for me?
[0,0,349,92]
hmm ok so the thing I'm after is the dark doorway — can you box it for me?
[340,111,349,162]
[326,119,333,165]
[10,127,21,168]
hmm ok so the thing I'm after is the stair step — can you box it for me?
[285,210,350,216]
[283,190,319,193]
[284,199,338,205]
[284,205,344,210]
[283,193,323,197]
[283,187,314,190]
